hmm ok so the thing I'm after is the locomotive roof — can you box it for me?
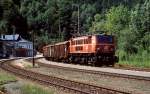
[55,41,69,45]
[71,34,114,40]
[71,36,90,40]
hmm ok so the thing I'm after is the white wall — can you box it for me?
[15,42,33,49]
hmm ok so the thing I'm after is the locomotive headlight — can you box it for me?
[104,46,108,50]
[92,39,96,44]
[109,46,114,51]
[110,48,113,51]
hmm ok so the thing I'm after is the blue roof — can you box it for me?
[0,34,20,41]
[17,39,32,43]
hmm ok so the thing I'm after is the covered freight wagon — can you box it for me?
[53,41,69,60]
[43,41,69,61]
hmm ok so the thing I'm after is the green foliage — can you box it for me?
[0,0,149,67]
[117,50,128,61]
[89,14,106,34]
[130,0,150,52]
[0,72,16,85]
[119,51,150,68]
[0,20,8,34]
[0,0,15,33]
[21,84,54,94]
[80,4,96,33]
[89,1,149,67]
[0,0,28,37]
[105,5,130,34]
[20,0,72,41]
[0,70,16,92]
[117,0,150,67]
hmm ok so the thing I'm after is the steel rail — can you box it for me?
[31,59,150,81]
[0,91,5,94]
[0,59,132,94]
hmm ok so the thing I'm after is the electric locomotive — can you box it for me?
[43,34,118,66]
[69,34,118,65]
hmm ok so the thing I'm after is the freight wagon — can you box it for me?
[43,34,118,66]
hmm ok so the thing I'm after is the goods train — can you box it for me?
[43,34,118,66]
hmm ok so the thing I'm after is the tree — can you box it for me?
[130,0,150,52]
[79,4,96,33]
[105,5,130,34]
[89,14,106,34]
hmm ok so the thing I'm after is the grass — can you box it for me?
[20,61,39,68]
[21,84,54,94]
[118,60,150,68]
[118,55,150,68]
[0,71,16,91]
[25,64,33,68]
[0,71,53,94]
[0,72,16,85]
[117,50,150,68]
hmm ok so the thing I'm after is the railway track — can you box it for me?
[0,59,132,94]
[0,91,5,94]
[32,59,150,81]
[114,64,150,72]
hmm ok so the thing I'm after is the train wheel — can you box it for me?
[92,58,96,66]
[110,62,115,67]
[106,62,114,67]
[91,62,95,66]
[84,57,88,65]
[64,59,69,63]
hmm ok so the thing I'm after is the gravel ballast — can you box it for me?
[14,59,150,94]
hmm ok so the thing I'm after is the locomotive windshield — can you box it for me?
[97,35,113,43]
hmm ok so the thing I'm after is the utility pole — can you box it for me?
[72,4,80,36]
[32,30,35,67]
[30,30,35,67]
[13,26,15,57]
[59,17,61,41]
[77,4,80,36]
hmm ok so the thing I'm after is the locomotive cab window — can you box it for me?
[76,40,83,45]
[97,35,113,43]
[84,39,87,44]
[88,38,92,44]
[84,39,90,44]
[71,41,75,45]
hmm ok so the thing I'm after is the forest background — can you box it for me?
[0,0,149,67]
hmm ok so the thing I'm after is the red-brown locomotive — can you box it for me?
[43,34,118,66]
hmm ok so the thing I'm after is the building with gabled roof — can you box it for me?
[0,34,36,58]
[0,34,21,41]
